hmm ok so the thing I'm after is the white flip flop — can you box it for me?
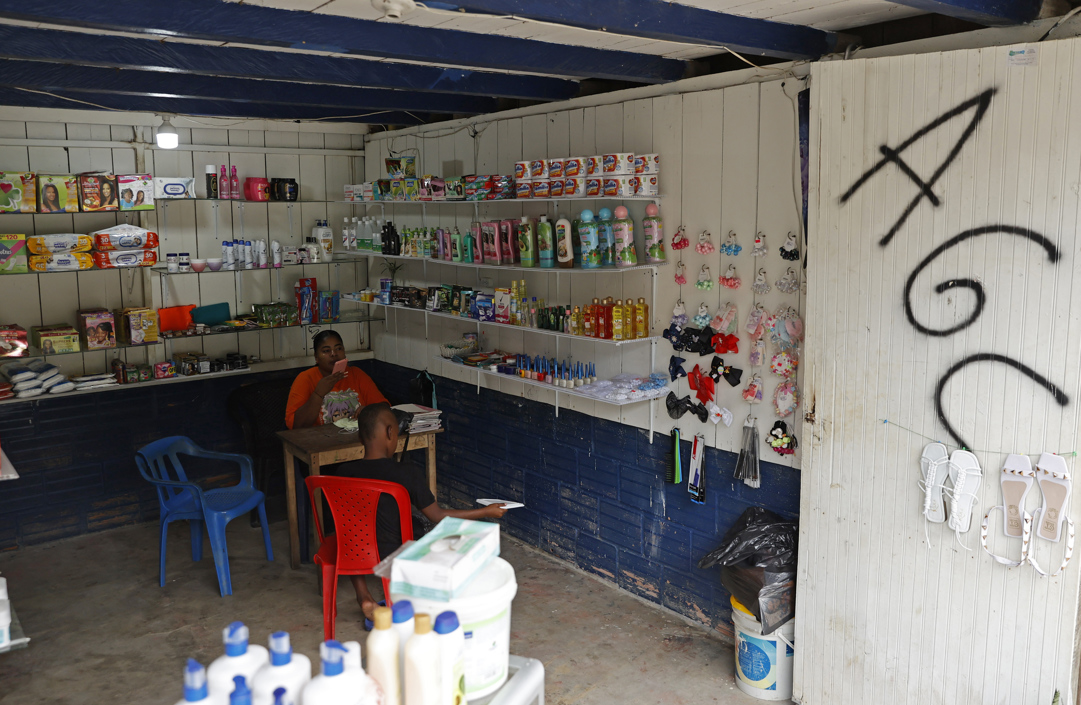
[919,442,950,524]
[1028,453,1075,578]
[947,450,983,549]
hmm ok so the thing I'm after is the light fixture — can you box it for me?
[155,115,178,150]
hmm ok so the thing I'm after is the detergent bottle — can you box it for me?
[229,676,251,705]
[251,632,312,705]
[302,641,380,705]
[404,614,440,705]
[434,612,465,705]
[207,623,269,699]
[392,600,415,697]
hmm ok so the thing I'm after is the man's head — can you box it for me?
[357,402,398,458]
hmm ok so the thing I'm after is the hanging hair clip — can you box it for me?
[695,230,715,255]
[671,226,690,250]
[691,302,711,329]
[751,268,771,295]
[670,300,688,328]
[721,231,742,256]
[719,263,741,289]
[775,267,799,294]
[779,232,800,261]
[674,260,687,285]
[695,264,714,290]
[751,232,768,257]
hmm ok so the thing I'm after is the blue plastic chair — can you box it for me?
[135,436,274,596]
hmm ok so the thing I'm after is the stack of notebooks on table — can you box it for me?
[393,403,442,433]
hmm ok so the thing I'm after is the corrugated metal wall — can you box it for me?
[797,39,1081,703]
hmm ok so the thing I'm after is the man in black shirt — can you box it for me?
[333,402,507,620]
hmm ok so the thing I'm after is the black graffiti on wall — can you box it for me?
[840,88,1068,449]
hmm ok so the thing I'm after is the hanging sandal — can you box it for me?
[919,443,950,547]
[980,454,1035,566]
[1029,452,1075,577]
[946,449,983,550]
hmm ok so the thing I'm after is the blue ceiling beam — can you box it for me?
[438,0,837,59]
[0,59,496,116]
[0,0,686,84]
[0,26,577,102]
[883,0,1041,25]
[0,88,424,124]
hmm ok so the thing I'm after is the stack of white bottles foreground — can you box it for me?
[177,609,464,705]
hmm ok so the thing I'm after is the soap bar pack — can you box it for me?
[389,517,500,601]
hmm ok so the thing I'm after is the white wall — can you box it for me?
[365,79,806,465]
[797,38,1081,704]
[0,110,370,378]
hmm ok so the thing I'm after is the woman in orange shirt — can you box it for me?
[286,330,388,429]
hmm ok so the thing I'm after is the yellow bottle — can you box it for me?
[573,305,583,336]
[636,297,649,338]
[623,299,635,339]
[612,299,624,341]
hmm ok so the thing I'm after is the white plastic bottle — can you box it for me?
[176,659,226,705]
[404,613,440,705]
[229,676,252,705]
[367,606,400,705]
[251,632,312,705]
[351,217,360,250]
[433,612,465,705]
[207,623,270,699]
[319,220,335,261]
[303,641,381,705]
[391,600,414,694]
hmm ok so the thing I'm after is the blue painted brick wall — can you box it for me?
[363,360,800,636]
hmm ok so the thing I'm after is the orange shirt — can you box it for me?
[285,366,388,429]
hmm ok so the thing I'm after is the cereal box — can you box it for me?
[0,234,27,274]
[118,174,154,211]
[37,175,79,213]
[0,173,36,213]
[78,174,119,212]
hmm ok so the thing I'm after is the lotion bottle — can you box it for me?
[367,607,400,705]
[433,612,465,705]
[555,216,574,268]
[404,614,440,705]
[207,623,268,700]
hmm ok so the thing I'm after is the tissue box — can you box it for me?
[389,517,500,601]
[0,234,27,274]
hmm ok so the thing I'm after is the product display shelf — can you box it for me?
[342,195,663,205]
[151,262,340,276]
[0,207,156,216]
[437,355,665,409]
[350,298,657,347]
[0,349,375,407]
[1,266,154,277]
[24,340,161,359]
[338,249,667,275]
[160,311,385,343]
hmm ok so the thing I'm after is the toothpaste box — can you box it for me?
[0,234,27,274]
[389,517,500,601]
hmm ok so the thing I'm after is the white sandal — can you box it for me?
[919,442,950,524]
[1029,453,1075,577]
[980,455,1035,566]
[946,450,982,550]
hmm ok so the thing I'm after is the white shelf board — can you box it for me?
[338,250,666,275]
[338,195,663,205]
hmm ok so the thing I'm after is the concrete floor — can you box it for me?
[0,520,771,705]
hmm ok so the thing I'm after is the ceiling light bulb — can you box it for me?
[156,116,178,150]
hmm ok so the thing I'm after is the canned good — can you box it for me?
[547,158,564,179]
[514,161,530,181]
[564,177,586,197]
[564,157,585,178]
[549,178,564,198]
[585,178,603,197]
[602,153,636,175]
[529,159,549,180]
[533,180,551,198]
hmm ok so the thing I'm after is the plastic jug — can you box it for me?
[207,623,269,698]
[251,632,312,705]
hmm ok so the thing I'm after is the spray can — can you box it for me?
[518,216,537,268]
[612,206,638,267]
[643,203,665,263]
[597,208,615,267]
[536,216,554,268]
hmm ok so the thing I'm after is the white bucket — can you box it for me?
[731,602,794,701]
[391,557,517,700]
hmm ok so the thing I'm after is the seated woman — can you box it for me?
[285,329,388,429]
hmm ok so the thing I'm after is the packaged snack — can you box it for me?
[91,250,158,269]
[0,324,28,357]
[374,180,392,201]
[38,175,80,213]
[32,325,80,354]
[319,290,340,323]
[295,278,318,325]
[118,174,154,211]
[0,173,37,213]
[403,178,419,202]
[29,253,94,272]
[154,360,177,379]
[0,234,28,274]
[116,307,159,345]
[390,179,405,202]
[77,309,116,350]
[153,177,195,199]
[385,156,416,179]
[78,174,119,212]
[26,234,93,255]
[90,224,158,250]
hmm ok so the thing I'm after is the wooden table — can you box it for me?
[277,425,441,569]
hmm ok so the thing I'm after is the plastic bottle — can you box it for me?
[404,614,440,705]
[219,165,231,200]
[636,298,649,338]
[626,299,637,338]
[612,299,624,341]
[603,297,615,339]
[591,298,604,338]
[207,623,269,699]
[433,612,465,705]
[643,203,665,263]
[555,216,574,269]
[450,228,462,262]
[222,241,234,270]
[342,217,352,251]
[578,210,600,269]
[463,227,475,264]
[571,218,583,266]
[536,216,554,268]
[597,208,614,267]
[392,600,415,696]
[518,217,537,268]
[230,676,251,705]
[302,641,368,705]
[583,303,593,337]
[470,223,484,264]
[612,206,638,267]
[367,607,401,705]
[251,632,312,705]
[175,659,224,705]
[230,166,240,201]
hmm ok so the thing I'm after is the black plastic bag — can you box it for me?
[698,507,798,634]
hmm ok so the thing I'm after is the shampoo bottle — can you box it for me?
[462,227,475,264]
[597,208,615,267]
[643,203,666,263]
[251,632,312,705]
[470,223,484,264]
[433,612,465,705]
[392,600,415,696]
[612,206,638,267]
[175,659,225,705]
[536,216,555,268]
[367,607,401,705]
[518,217,537,268]
[404,614,440,705]
[450,228,463,262]
[302,641,367,705]
[219,165,231,199]
[578,210,600,269]
[555,216,574,269]
[207,623,269,699]
[230,166,240,200]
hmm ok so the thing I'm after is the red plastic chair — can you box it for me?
[305,475,413,640]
